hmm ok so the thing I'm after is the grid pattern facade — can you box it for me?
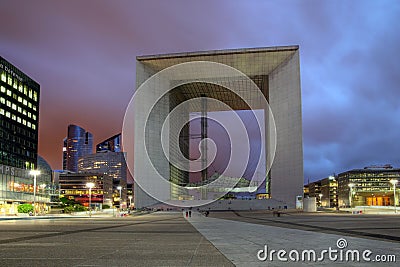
[133,46,303,208]
[338,168,400,207]
[78,151,128,203]
[0,57,40,170]
[59,173,113,206]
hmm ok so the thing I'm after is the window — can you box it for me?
[0,71,6,82]
[7,90,12,96]
[1,86,5,93]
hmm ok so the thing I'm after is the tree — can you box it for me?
[18,204,34,213]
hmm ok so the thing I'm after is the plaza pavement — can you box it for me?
[1,211,399,266]
[187,211,400,267]
[0,212,233,267]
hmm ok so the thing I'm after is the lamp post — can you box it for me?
[318,193,323,207]
[30,170,40,216]
[128,196,132,208]
[390,179,398,213]
[348,183,355,208]
[86,182,95,217]
[117,186,122,208]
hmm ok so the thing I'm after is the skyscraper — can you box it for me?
[0,56,40,170]
[0,56,51,214]
[79,133,128,207]
[96,133,121,152]
[64,124,93,172]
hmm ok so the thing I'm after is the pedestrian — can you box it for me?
[189,210,192,217]
[185,211,188,217]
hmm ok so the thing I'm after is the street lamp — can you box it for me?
[128,195,132,208]
[348,183,355,208]
[30,170,40,216]
[390,179,398,213]
[318,193,323,207]
[117,186,122,208]
[86,182,95,217]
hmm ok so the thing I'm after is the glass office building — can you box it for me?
[0,56,39,170]
[338,165,400,207]
[96,133,121,152]
[0,57,51,214]
[63,124,93,172]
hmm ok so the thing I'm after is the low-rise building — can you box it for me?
[337,165,400,207]
[58,172,113,208]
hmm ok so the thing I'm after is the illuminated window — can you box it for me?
[33,92,37,101]
[32,124,36,130]
[17,117,21,123]
[28,102,32,108]
[6,100,11,107]
[0,97,4,104]
[7,76,12,85]
[22,119,26,125]
[7,90,12,96]
[32,114,36,120]
[12,114,16,120]
[33,105,36,111]
[28,112,31,118]
[18,83,23,92]
[0,108,4,115]
[18,96,22,103]
[22,110,26,115]
[28,89,32,98]
[27,121,31,127]
[0,72,6,82]
[6,111,10,117]
[1,86,5,93]
[24,85,27,95]
[23,99,27,106]
[13,79,18,89]
[12,103,16,110]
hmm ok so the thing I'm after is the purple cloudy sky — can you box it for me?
[1,0,399,183]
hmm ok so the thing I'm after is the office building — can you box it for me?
[58,172,113,208]
[63,124,93,172]
[0,56,40,170]
[96,133,121,152]
[78,151,128,207]
[338,165,400,207]
[0,57,51,214]
[132,46,303,208]
[304,176,338,208]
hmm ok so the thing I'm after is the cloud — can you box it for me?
[1,0,399,184]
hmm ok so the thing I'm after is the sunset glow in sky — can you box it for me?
[1,0,399,182]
